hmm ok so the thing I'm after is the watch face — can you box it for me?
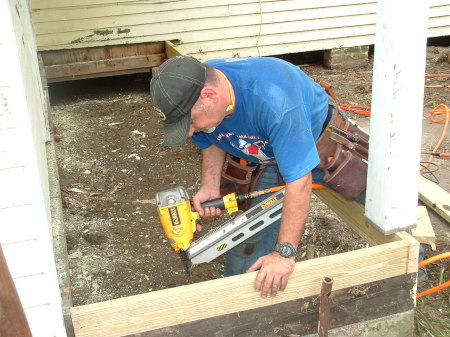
[276,243,296,257]
[281,246,292,256]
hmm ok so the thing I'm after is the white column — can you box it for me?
[365,0,429,234]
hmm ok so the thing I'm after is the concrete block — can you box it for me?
[304,310,415,337]
[324,46,370,69]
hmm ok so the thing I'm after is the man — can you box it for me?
[150,56,349,298]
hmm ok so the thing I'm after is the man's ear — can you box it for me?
[199,87,218,102]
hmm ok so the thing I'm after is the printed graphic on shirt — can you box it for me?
[237,139,270,161]
[216,131,273,164]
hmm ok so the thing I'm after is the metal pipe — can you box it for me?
[318,276,334,337]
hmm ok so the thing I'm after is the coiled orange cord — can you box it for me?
[420,104,450,171]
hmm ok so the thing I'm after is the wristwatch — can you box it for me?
[274,242,298,258]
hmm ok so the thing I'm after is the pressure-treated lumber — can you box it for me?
[71,235,418,337]
[418,175,450,223]
[313,189,399,246]
[123,273,416,337]
[413,206,436,250]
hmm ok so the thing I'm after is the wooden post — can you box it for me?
[365,0,429,234]
[0,244,32,337]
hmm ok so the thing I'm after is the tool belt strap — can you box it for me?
[315,102,369,200]
[316,104,348,169]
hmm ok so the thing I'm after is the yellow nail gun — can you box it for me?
[156,186,245,251]
[156,185,285,274]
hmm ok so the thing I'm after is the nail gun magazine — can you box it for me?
[156,185,285,275]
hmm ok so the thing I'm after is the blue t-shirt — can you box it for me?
[192,57,329,183]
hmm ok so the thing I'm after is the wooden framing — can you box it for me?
[70,189,419,337]
[40,42,166,82]
[419,176,450,223]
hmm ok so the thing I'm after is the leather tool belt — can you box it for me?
[220,154,266,211]
[316,104,369,200]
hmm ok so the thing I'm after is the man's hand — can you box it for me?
[193,145,226,231]
[246,252,295,298]
[192,188,222,231]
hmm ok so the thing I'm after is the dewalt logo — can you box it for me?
[169,207,181,227]
[261,197,277,209]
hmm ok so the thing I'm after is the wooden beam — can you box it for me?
[39,42,165,65]
[39,42,165,82]
[46,67,153,83]
[44,54,164,82]
[165,41,185,58]
[313,189,400,246]
[418,175,450,224]
[127,273,416,337]
[71,236,417,337]
[412,206,436,251]
[365,0,429,234]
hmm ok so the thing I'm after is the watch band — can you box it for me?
[274,242,298,258]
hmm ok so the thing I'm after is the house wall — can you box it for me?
[0,0,66,336]
[30,0,450,61]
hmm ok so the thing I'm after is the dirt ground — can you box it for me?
[48,45,450,323]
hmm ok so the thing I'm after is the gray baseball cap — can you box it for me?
[150,56,206,147]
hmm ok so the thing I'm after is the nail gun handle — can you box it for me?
[200,197,226,210]
[193,192,242,214]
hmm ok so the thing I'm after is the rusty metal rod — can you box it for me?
[318,276,334,337]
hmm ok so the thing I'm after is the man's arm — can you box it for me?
[192,145,226,218]
[247,171,312,297]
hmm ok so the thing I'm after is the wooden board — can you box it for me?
[412,206,436,250]
[122,273,416,337]
[165,41,185,58]
[313,188,400,246]
[39,42,165,82]
[44,55,163,82]
[418,175,450,223]
[40,43,164,65]
[71,235,418,337]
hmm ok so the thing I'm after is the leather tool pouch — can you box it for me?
[220,154,266,211]
[317,111,369,200]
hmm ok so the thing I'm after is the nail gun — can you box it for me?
[156,185,285,275]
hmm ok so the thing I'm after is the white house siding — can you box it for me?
[30,0,450,61]
[0,0,66,336]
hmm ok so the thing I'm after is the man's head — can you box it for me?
[150,56,228,147]
[150,56,206,147]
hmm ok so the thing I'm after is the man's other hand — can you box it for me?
[246,252,295,298]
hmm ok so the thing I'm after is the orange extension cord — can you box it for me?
[417,252,450,298]
[425,73,450,88]
[420,104,450,171]
[339,74,450,171]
